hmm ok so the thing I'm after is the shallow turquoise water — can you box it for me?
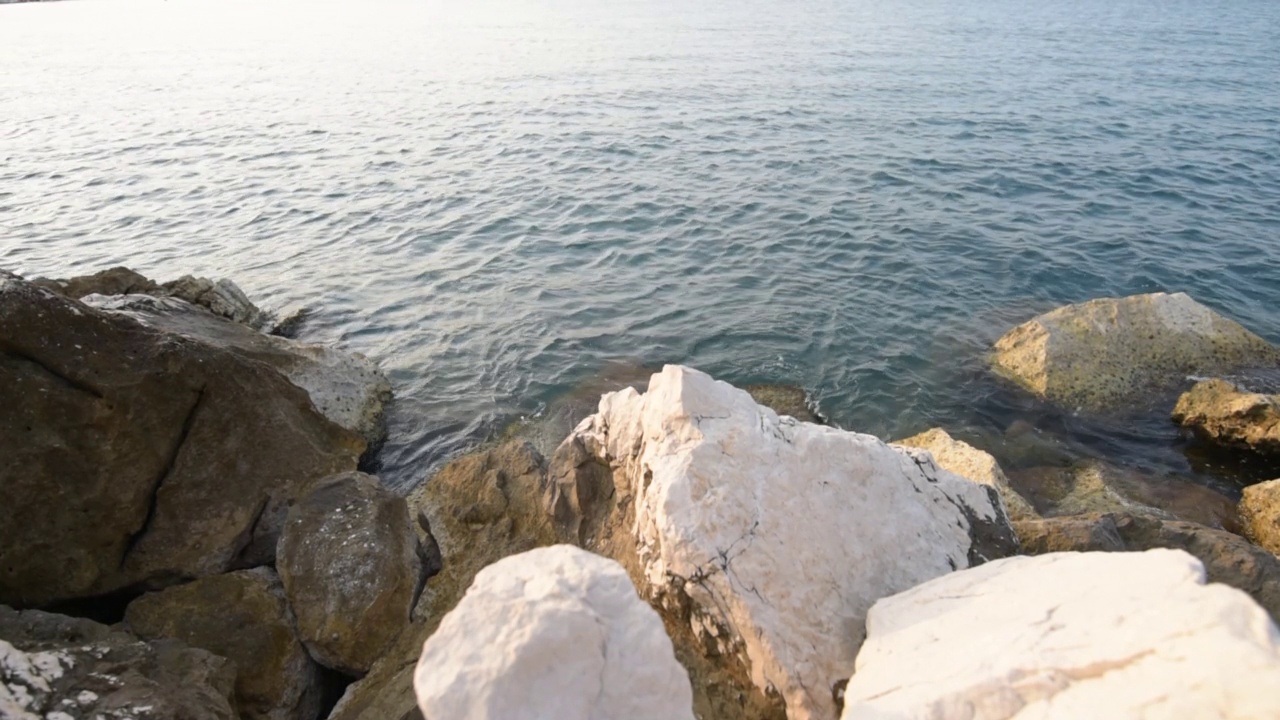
[3,0,1279,490]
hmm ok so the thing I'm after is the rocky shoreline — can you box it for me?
[3,269,1280,720]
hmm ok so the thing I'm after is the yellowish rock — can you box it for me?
[895,428,1038,522]
[991,293,1278,412]
[1241,479,1280,557]
[1173,379,1280,457]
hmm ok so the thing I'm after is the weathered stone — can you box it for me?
[842,550,1280,719]
[327,442,559,720]
[414,545,694,720]
[123,568,321,720]
[1007,459,1239,531]
[0,605,239,720]
[991,292,1279,412]
[1173,378,1280,458]
[895,428,1038,522]
[277,472,422,676]
[742,383,823,423]
[1014,512,1280,623]
[32,265,161,298]
[164,275,266,328]
[562,365,1018,720]
[1242,479,1280,556]
[0,276,362,607]
[85,293,392,448]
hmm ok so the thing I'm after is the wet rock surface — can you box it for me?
[1241,479,1280,557]
[1173,378,1280,458]
[991,292,1279,413]
[123,568,321,720]
[0,605,239,720]
[0,276,363,607]
[277,472,423,677]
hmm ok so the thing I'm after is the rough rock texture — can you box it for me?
[31,266,160,298]
[1007,459,1239,531]
[85,294,392,448]
[742,384,823,424]
[991,292,1279,412]
[0,605,239,720]
[123,568,321,720]
[841,550,1280,719]
[163,275,266,328]
[895,428,1038,522]
[414,545,694,720]
[1014,512,1280,623]
[0,277,363,607]
[277,472,422,676]
[562,365,1018,720]
[1242,479,1280,556]
[327,442,560,720]
[1173,378,1280,457]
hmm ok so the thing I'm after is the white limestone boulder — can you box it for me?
[564,365,1017,720]
[842,549,1280,720]
[991,292,1278,412]
[413,545,693,720]
[895,428,1038,522]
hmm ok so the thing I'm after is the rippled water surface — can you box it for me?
[4,0,1279,491]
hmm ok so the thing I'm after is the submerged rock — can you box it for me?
[1013,512,1280,623]
[991,292,1278,413]
[327,441,560,720]
[1241,479,1280,557]
[277,472,423,677]
[1173,378,1280,458]
[0,276,363,607]
[841,549,1280,719]
[86,293,392,448]
[1006,459,1239,531]
[741,383,823,423]
[561,365,1017,720]
[0,605,239,720]
[123,568,321,720]
[414,545,694,720]
[895,428,1038,522]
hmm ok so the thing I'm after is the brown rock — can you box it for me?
[0,276,362,607]
[1007,459,1239,532]
[1241,479,1280,556]
[742,383,823,424]
[1014,512,1280,623]
[277,472,422,677]
[123,568,321,720]
[0,604,239,720]
[327,442,559,720]
[32,265,162,298]
[1173,378,1280,457]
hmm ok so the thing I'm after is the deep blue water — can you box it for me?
[3,0,1279,491]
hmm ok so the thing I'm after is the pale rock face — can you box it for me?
[991,292,1278,412]
[895,428,1038,522]
[566,365,1017,720]
[414,545,694,720]
[842,549,1280,720]
[1242,479,1280,557]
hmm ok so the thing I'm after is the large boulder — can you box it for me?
[277,472,423,676]
[895,428,1038,522]
[414,545,694,720]
[85,293,392,448]
[326,442,560,720]
[1241,479,1280,556]
[841,550,1280,719]
[0,605,239,720]
[1173,378,1280,458]
[1006,459,1239,531]
[991,293,1279,412]
[560,365,1018,720]
[1013,512,1280,623]
[0,276,363,607]
[123,568,321,720]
